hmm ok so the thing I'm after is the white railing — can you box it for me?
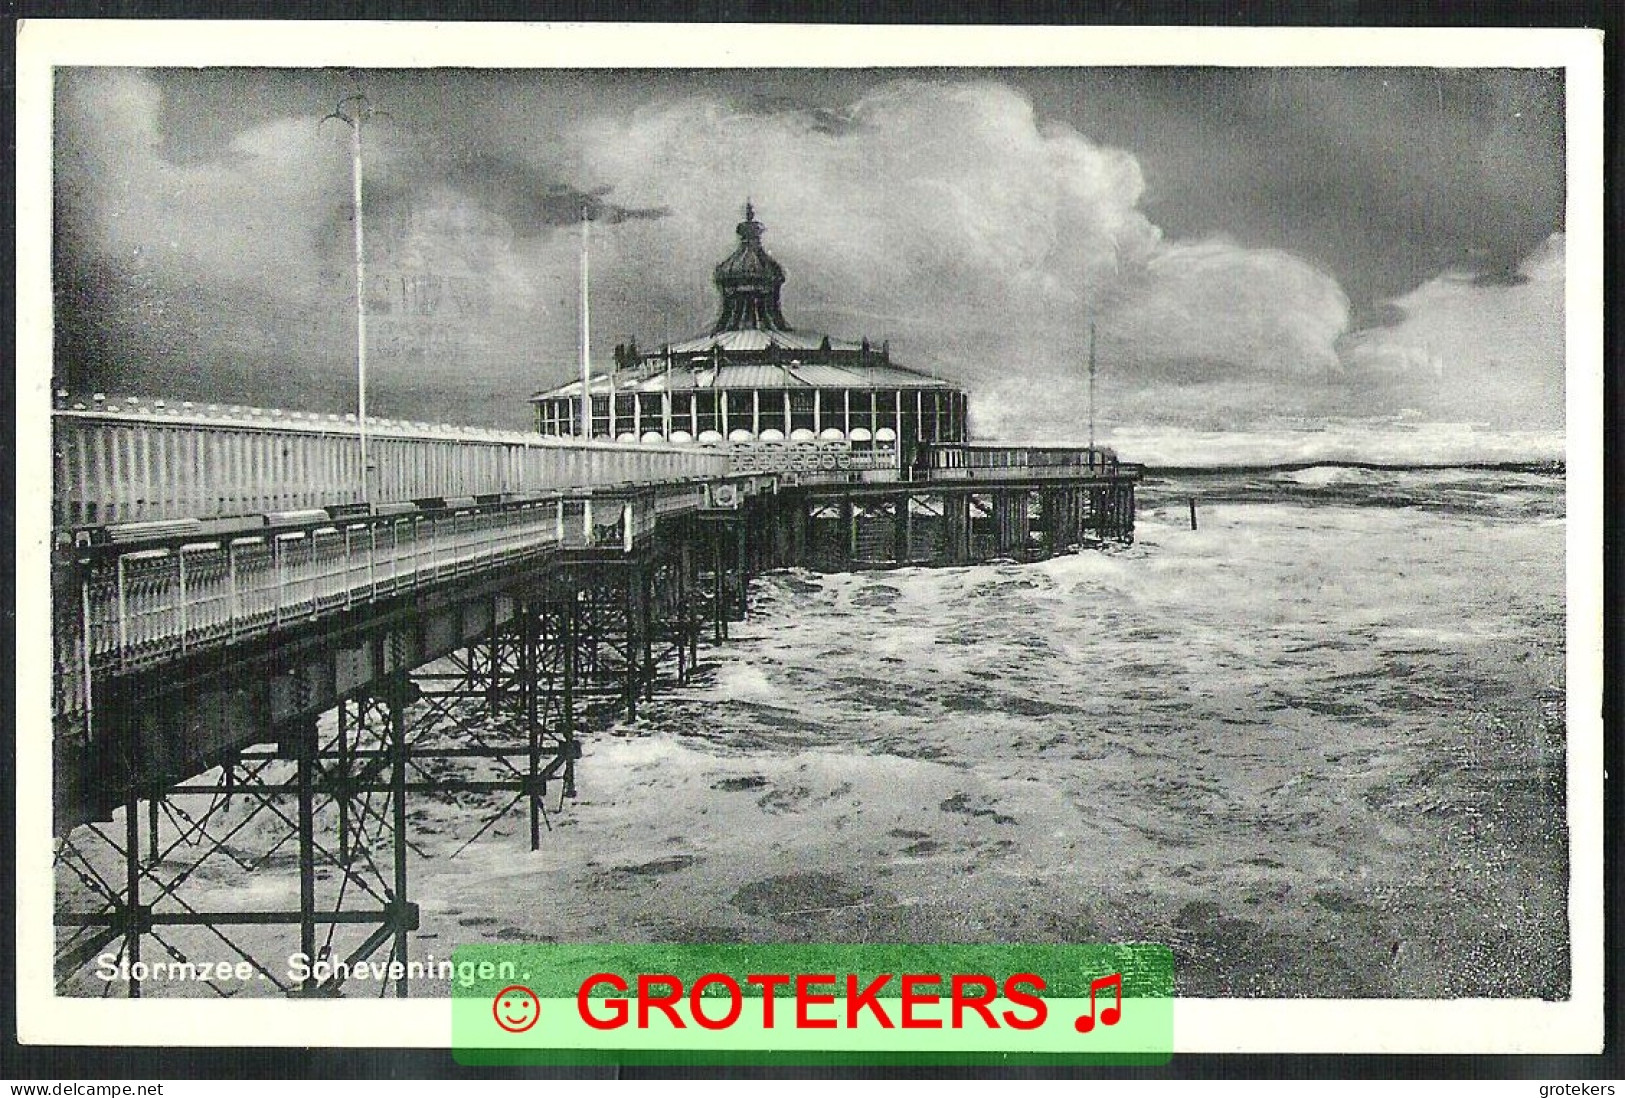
[726,440,896,478]
[78,504,561,678]
[55,483,725,719]
[52,400,731,528]
[923,444,1125,481]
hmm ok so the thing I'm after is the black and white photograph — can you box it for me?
[13,20,1605,1060]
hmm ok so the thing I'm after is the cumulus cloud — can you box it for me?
[1101,240,1349,378]
[1340,233,1564,429]
[577,81,1159,347]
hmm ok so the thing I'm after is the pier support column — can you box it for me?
[711,524,728,643]
[386,678,411,1000]
[944,493,969,563]
[993,491,1029,557]
[841,495,855,568]
[733,519,749,620]
[1039,489,1061,557]
[623,568,642,720]
[681,537,700,672]
[791,498,809,564]
[893,493,911,565]
[293,715,318,995]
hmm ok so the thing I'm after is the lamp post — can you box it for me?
[324,95,378,504]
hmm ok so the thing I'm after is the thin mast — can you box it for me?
[1088,321,1098,455]
[353,116,368,498]
[579,206,593,438]
[323,95,375,502]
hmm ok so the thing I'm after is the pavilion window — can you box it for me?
[817,389,844,433]
[760,390,789,435]
[591,395,611,438]
[637,392,663,435]
[695,391,719,436]
[614,394,635,437]
[899,392,918,444]
[670,392,693,435]
[852,390,875,433]
[876,391,898,438]
[790,390,816,433]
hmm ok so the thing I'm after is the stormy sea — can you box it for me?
[60,463,1569,999]
[418,462,1569,1000]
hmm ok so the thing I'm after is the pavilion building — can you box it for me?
[530,204,968,459]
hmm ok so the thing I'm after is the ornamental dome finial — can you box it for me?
[735,200,764,244]
[713,202,789,333]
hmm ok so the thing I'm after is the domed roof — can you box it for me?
[711,202,790,333]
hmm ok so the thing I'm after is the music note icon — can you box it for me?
[1074,972,1123,1033]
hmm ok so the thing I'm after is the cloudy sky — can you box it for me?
[53,66,1566,459]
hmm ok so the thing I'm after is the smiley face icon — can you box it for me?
[492,985,541,1033]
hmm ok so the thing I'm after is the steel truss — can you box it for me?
[53,685,418,999]
[53,550,712,998]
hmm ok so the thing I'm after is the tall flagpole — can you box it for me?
[579,206,593,438]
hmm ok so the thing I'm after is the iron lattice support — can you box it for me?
[54,686,419,999]
[51,590,607,997]
[694,518,747,642]
[548,549,703,723]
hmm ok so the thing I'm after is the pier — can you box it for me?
[48,206,1140,997]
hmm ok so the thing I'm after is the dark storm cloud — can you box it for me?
[411,151,670,233]
[999,67,1564,313]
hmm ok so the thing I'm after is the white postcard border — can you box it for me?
[13,20,1605,1055]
